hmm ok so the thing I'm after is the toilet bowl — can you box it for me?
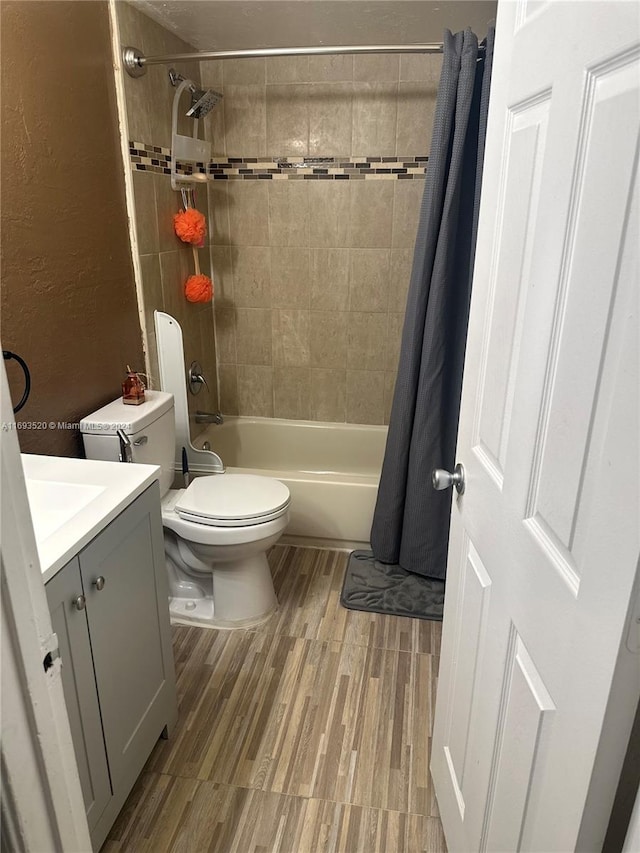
[161,474,290,627]
[80,390,290,628]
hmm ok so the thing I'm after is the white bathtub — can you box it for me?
[193,416,387,546]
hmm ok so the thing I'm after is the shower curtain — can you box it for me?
[370,27,495,579]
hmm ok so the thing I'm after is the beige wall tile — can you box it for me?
[308,84,352,156]
[199,60,224,90]
[227,181,270,246]
[159,249,191,321]
[231,246,271,307]
[349,249,390,312]
[132,171,159,254]
[353,54,400,82]
[154,174,183,252]
[392,180,423,248]
[198,309,219,412]
[206,181,232,246]
[139,253,163,336]
[266,56,310,84]
[388,248,413,312]
[308,181,350,248]
[269,182,309,247]
[237,365,273,416]
[352,83,398,154]
[347,312,388,371]
[273,367,311,419]
[218,364,238,415]
[203,91,226,158]
[266,85,309,157]
[271,248,310,308]
[309,311,347,369]
[310,248,350,311]
[346,370,385,425]
[235,307,272,365]
[386,312,405,373]
[223,85,266,157]
[308,55,353,82]
[310,368,346,422]
[349,181,394,248]
[144,326,161,390]
[210,245,234,304]
[214,304,236,364]
[396,82,437,154]
[399,53,442,83]
[272,309,310,367]
[223,58,265,85]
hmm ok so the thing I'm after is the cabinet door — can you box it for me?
[79,484,175,796]
[45,558,112,833]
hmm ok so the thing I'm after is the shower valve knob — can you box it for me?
[432,464,465,495]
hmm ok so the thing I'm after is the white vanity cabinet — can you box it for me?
[45,482,177,851]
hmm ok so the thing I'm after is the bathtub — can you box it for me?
[193,416,387,546]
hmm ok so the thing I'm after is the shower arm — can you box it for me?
[122,42,485,77]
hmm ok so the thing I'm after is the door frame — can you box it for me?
[0,358,91,852]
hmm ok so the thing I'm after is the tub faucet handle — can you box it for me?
[188,361,209,396]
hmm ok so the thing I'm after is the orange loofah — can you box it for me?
[173,208,207,247]
[185,274,213,303]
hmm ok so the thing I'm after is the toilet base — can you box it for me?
[164,531,280,629]
[168,595,277,630]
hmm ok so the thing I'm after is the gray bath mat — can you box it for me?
[341,550,444,622]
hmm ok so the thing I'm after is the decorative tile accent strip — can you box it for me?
[129,142,428,180]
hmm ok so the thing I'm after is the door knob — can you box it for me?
[93,576,106,591]
[432,463,465,495]
[73,595,86,611]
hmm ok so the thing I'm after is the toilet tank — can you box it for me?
[80,391,175,496]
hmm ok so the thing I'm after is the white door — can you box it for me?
[431,2,640,851]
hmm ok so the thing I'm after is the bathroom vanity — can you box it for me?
[22,455,177,851]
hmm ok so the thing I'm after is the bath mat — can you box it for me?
[341,550,444,622]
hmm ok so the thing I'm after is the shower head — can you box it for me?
[186,87,223,119]
[169,68,222,119]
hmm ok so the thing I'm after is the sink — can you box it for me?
[24,479,106,541]
[21,454,161,582]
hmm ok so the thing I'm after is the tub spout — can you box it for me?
[195,410,224,425]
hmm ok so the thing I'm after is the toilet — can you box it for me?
[80,390,290,628]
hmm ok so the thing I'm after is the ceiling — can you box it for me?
[129,1,497,51]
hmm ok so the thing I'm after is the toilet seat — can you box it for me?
[174,474,290,528]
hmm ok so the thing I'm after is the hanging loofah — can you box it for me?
[173,208,207,247]
[185,274,213,303]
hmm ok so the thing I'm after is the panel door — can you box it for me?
[45,557,112,833]
[431,2,640,850]
[79,484,175,796]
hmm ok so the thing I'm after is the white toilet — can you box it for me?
[80,391,290,628]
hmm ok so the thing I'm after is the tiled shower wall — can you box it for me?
[117,2,442,426]
[201,52,440,424]
[116,2,219,428]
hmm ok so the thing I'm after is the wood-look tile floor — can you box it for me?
[104,546,446,853]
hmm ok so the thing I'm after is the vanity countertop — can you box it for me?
[22,454,161,583]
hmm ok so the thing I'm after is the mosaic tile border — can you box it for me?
[129,141,428,180]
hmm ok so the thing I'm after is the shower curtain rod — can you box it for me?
[123,42,484,78]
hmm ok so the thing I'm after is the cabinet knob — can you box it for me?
[74,595,86,611]
[93,576,106,591]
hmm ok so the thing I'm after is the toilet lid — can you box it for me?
[175,474,290,527]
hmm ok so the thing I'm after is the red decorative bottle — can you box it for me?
[122,367,145,405]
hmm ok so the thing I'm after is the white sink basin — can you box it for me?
[22,454,161,582]
[24,479,106,541]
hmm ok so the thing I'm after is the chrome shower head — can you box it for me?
[186,87,223,119]
[169,68,222,119]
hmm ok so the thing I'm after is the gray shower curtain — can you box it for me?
[370,27,495,579]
